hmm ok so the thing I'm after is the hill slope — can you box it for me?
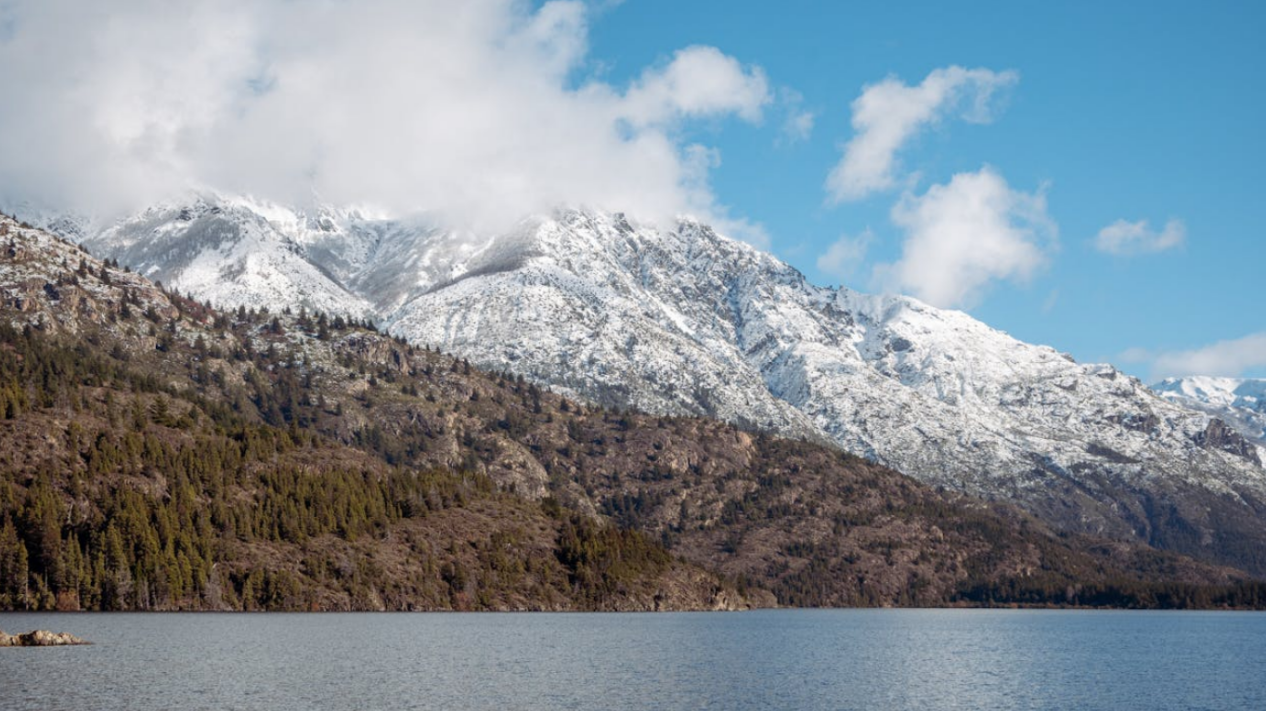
[38,199,1266,574]
[3,212,1264,611]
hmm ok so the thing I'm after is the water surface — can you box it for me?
[2,610,1262,710]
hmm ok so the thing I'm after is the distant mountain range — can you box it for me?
[15,196,1266,575]
[1153,377,1266,448]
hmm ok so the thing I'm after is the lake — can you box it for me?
[1,609,1263,710]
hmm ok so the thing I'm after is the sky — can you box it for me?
[0,0,1262,382]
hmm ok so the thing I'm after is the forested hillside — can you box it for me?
[2,213,1263,610]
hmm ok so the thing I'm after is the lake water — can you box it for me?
[1,609,1263,710]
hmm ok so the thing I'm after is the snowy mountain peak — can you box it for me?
[1154,376,1266,410]
[20,195,1266,573]
[1153,376,1266,453]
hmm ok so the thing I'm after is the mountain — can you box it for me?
[8,211,1266,610]
[1153,377,1266,451]
[0,215,751,612]
[19,198,1266,575]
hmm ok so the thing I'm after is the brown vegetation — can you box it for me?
[1,213,1263,610]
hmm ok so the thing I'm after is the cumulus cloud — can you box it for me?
[825,66,1018,203]
[618,45,769,127]
[1094,218,1186,255]
[874,167,1055,309]
[816,229,873,283]
[1149,332,1266,379]
[0,0,772,232]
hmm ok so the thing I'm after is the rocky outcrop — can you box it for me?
[0,629,91,646]
[1154,377,1266,452]
[1196,419,1262,467]
[1,213,1262,609]
[56,201,1266,567]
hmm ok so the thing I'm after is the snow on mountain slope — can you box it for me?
[1153,377,1266,419]
[385,213,827,441]
[78,199,376,319]
[1154,377,1266,453]
[388,213,1266,542]
[22,198,1266,573]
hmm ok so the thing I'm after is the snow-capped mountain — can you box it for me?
[20,196,1266,573]
[1154,377,1266,450]
[76,198,378,319]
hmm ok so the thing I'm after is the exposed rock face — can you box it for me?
[1154,377,1266,459]
[18,200,1266,574]
[0,630,91,646]
[0,213,1261,609]
[1196,419,1262,467]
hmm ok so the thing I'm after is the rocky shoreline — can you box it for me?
[0,629,91,646]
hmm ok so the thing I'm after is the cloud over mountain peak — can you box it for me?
[0,0,770,233]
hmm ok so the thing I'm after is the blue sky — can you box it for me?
[0,0,1261,381]
[585,0,1266,380]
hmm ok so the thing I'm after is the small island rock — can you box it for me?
[0,629,91,646]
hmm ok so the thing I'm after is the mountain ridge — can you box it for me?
[6,210,1266,609]
[16,198,1266,574]
[1153,376,1266,455]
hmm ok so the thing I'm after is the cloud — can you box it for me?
[0,0,772,233]
[816,229,873,282]
[618,45,770,128]
[1094,218,1186,255]
[783,111,816,144]
[1149,332,1266,379]
[825,66,1018,203]
[875,167,1055,309]
[775,88,814,145]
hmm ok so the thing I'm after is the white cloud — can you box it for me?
[825,66,1018,203]
[1150,332,1266,379]
[875,167,1055,309]
[1095,218,1186,255]
[0,0,772,234]
[816,229,873,282]
[618,45,770,128]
